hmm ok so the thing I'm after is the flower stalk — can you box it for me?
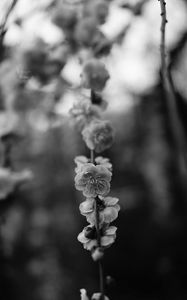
[91,149,105,300]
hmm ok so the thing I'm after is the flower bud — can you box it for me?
[91,247,104,261]
[81,59,109,91]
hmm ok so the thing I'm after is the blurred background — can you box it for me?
[0,0,187,299]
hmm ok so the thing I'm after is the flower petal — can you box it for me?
[96,180,110,196]
[75,156,89,164]
[104,226,117,235]
[77,231,90,244]
[103,196,119,206]
[80,289,89,300]
[103,207,118,223]
[86,211,104,227]
[86,212,96,225]
[83,183,97,197]
[95,165,112,182]
[75,172,88,186]
[101,236,115,247]
[92,293,109,300]
[84,239,97,251]
[79,198,94,215]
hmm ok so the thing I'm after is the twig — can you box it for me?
[0,0,18,35]
[158,0,187,175]
[90,149,105,300]
[0,0,18,60]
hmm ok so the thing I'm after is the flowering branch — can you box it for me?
[158,0,187,174]
[72,59,119,300]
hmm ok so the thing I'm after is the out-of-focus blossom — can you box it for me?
[92,32,111,57]
[77,224,117,250]
[79,196,120,226]
[74,17,98,47]
[69,97,100,130]
[95,156,112,171]
[52,3,77,34]
[0,112,23,142]
[75,163,112,197]
[81,59,110,91]
[22,38,64,83]
[84,0,109,24]
[82,119,113,153]
[0,168,33,200]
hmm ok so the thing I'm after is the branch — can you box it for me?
[90,149,105,300]
[0,0,18,61]
[158,0,187,175]
[0,0,18,35]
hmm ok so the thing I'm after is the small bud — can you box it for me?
[105,275,115,287]
[81,59,110,92]
[92,247,104,261]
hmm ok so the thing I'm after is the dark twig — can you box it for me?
[158,0,187,175]
[0,0,18,35]
[0,0,18,60]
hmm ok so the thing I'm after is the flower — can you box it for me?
[84,0,109,25]
[80,289,89,300]
[81,59,110,91]
[77,224,117,250]
[95,156,112,171]
[69,97,100,130]
[80,289,110,300]
[0,168,33,200]
[75,163,112,197]
[75,156,112,174]
[74,17,98,47]
[82,120,114,153]
[92,293,110,300]
[79,196,120,226]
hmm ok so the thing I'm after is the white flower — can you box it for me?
[79,196,120,226]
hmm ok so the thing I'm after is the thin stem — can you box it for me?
[158,0,187,175]
[2,142,12,168]
[90,149,95,164]
[0,0,18,37]
[90,149,105,300]
[0,0,18,61]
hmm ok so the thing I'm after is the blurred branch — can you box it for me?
[119,0,149,15]
[158,0,187,174]
[0,0,18,37]
[169,30,187,68]
[0,0,18,61]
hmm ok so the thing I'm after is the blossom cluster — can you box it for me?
[71,48,119,300]
[65,2,120,298]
